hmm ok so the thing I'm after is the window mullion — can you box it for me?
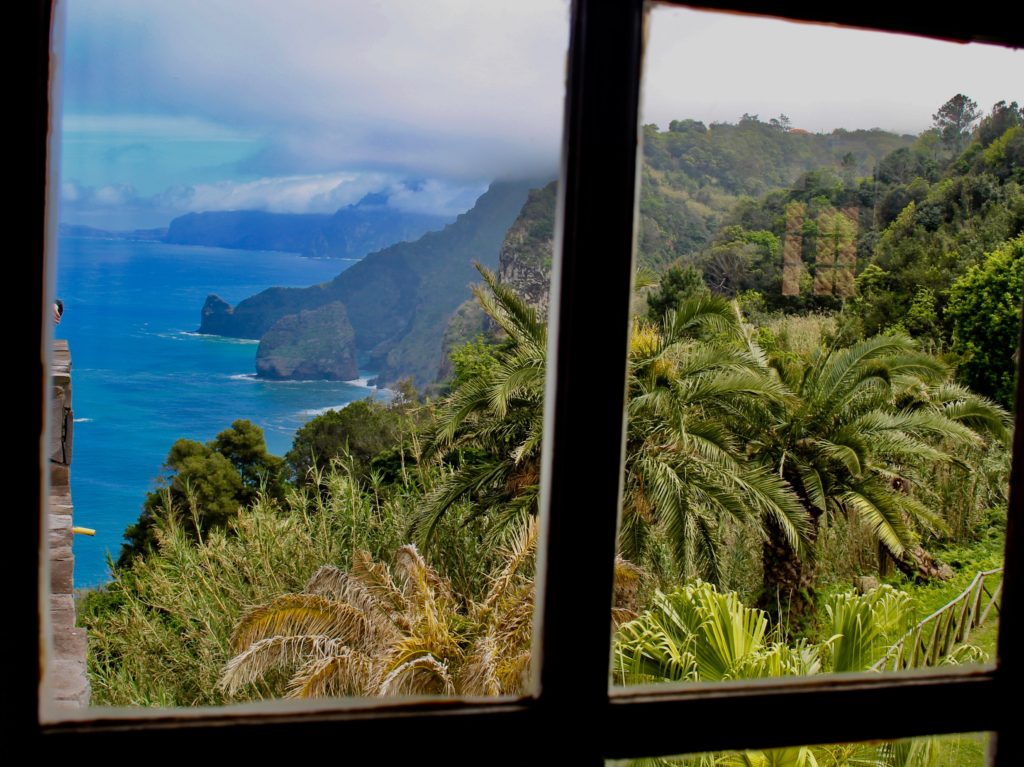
[533,0,646,757]
[991,315,1024,767]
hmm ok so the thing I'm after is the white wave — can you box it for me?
[73,417,93,423]
[342,376,374,388]
[298,388,393,417]
[299,404,348,417]
[182,331,260,344]
[228,373,258,381]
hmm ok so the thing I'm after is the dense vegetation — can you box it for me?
[638,115,914,270]
[81,96,1019,764]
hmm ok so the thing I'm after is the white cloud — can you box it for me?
[62,181,139,207]
[61,1,1019,230]
[63,0,572,182]
[62,171,488,230]
[176,173,389,214]
[61,114,255,142]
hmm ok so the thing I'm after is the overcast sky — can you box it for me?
[56,1,1022,229]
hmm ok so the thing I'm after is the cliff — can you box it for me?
[256,302,358,380]
[165,197,449,257]
[496,181,556,321]
[199,179,540,387]
[437,181,556,383]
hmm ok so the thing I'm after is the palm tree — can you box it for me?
[752,333,1009,629]
[415,274,808,585]
[220,518,640,700]
[621,298,808,583]
[410,266,546,549]
[220,519,538,699]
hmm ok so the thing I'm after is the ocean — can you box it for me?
[54,236,388,587]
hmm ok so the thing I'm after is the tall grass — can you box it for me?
[79,458,526,706]
[81,464,410,706]
[916,442,1010,545]
[762,312,838,356]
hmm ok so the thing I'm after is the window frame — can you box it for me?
[22,1,1022,762]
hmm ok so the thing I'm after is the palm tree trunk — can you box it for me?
[759,511,819,637]
[894,544,954,581]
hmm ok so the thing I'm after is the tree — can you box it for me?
[447,334,502,390]
[646,264,708,321]
[286,399,407,484]
[622,297,807,582]
[415,271,806,585]
[221,518,641,701]
[213,418,287,504]
[698,227,780,297]
[932,94,980,155]
[946,234,1024,408]
[119,420,284,567]
[752,334,1007,631]
[976,100,1024,147]
[410,267,546,548]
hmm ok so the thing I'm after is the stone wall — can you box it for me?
[45,340,90,709]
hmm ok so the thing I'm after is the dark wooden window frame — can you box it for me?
[20,1,1022,762]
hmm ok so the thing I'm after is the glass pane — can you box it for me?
[610,4,1019,691]
[46,0,568,713]
[607,731,994,767]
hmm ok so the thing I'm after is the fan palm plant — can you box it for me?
[613,581,933,767]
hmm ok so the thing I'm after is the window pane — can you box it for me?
[606,731,994,767]
[609,3,1019,691]
[47,0,568,713]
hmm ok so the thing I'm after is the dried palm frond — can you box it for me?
[379,655,454,697]
[220,635,348,695]
[222,521,547,702]
[287,648,373,699]
[230,594,369,652]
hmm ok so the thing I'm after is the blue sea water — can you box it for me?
[54,236,388,587]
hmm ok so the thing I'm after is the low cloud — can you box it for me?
[60,173,490,230]
[63,1,570,186]
[62,181,139,208]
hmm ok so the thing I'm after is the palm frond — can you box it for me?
[220,635,347,695]
[286,649,373,699]
[662,293,741,344]
[230,594,369,652]
[472,265,546,350]
[349,550,409,624]
[839,485,915,559]
[378,654,455,697]
[483,517,538,609]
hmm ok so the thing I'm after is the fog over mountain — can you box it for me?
[59,2,1019,230]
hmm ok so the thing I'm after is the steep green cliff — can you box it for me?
[199,179,539,386]
[256,302,359,380]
